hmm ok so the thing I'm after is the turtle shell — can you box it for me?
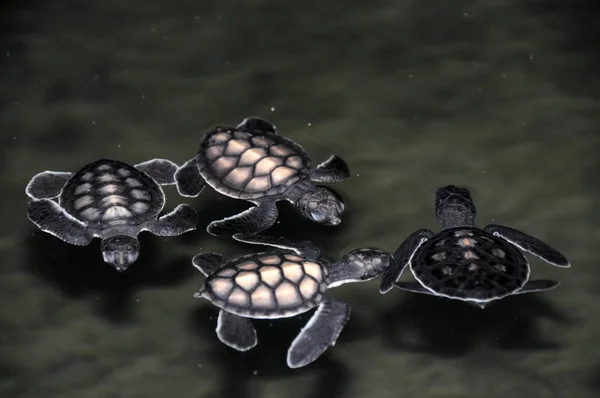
[410,227,529,301]
[199,252,328,319]
[196,127,311,200]
[59,159,165,230]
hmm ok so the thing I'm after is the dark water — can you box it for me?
[1,1,599,397]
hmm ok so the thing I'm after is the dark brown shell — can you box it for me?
[196,128,311,200]
[199,252,328,319]
[411,227,529,300]
[59,159,164,229]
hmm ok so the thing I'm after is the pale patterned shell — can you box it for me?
[196,128,311,200]
[200,252,328,319]
[59,159,164,229]
[411,227,529,300]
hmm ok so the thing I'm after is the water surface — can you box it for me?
[1,1,599,397]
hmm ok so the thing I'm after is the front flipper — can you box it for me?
[146,204,198,236]
[174,158,206,198]
[310,155,351,183]
[232,233,322,260]
[26,171,72,200]
[192,253,227,276]
[379,229,434,294]
[287,298,350,369]
[514,279,560,295]
[216,310,258,352]
[236,116,277,134]
[484,224,570,268]
[207,200,279,237]
[27,199,92,245]
[134,158,179,185]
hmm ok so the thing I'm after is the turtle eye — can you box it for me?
[302,205,336,225]
[101,236,140,271]
[299,190,344,225]
[102,250,139,271]
[308,209,326,223]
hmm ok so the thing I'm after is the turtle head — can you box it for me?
[327,248,392,287]
[101,236,141,272]
[435,185,476,228]
[296,187,344,226]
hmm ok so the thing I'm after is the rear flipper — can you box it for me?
[134,158,179,185]
[192,253,227,276]
[26,171,72,199]
[27,199,92,246]
[216,310,257,352]
[393,282,434,295]
[515,280,560,294]
[174,158,206,197]
[236,116,277,134]
[287,297,350,369]
[310,155,351,183]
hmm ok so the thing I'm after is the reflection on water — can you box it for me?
[1,1,599,397]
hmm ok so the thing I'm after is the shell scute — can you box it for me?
[202,252,327,318]
[411,227,528,300]
[211,156,237,177]
[275,281,301,307]
[245,176,271,192]
[196,128,311,200]
[302,261,323,281]
[225,167,253,186]
[234,271,260,291]
[59,159,164,229]
[281,261,304,283]
[255,156,282,175]
[299,277,319,299]
[251,285,276,309]
[224,139,250,156]
[74,183,92,195]
[229,288,249,307]
[259,265,283,287]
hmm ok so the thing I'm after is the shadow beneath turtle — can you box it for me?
[188,186,355,256]
[380,292,570,357]
[22,228,196,324]
[187,305,364,398]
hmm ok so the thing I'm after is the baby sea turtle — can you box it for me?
[379,185,570,308]
[174,116,350,237]
[26,158,199,271]
[192,234,391,368]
